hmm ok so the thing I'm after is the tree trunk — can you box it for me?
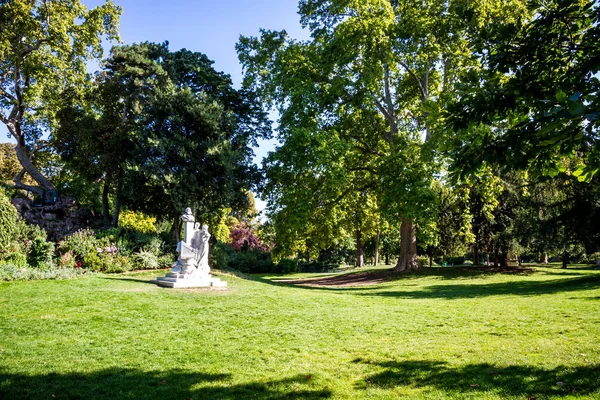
[385,253,390,265]
[429,255,433,267]
[562,251,569,269]
[355,229,364,268]
[374,229,380,266]
[541,251,548,264]
[7,123,55,195]
[500,251,508,268]
[494,248,499,267]
[394,218,420,272]
[102,179,111,226]
[473,242,480,265]
[170,215,181,243]
[111,171,123,228]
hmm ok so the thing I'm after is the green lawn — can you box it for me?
[1,265,599,399]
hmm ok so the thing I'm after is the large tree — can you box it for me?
[0,0,120,195]
[55,42,270,231]
[238,0,528,271]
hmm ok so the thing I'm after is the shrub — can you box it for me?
[4,252,28,268]
[133,250,159,270]
[83,252,112,272]
[96,227,121,243]
[211,242,235,269]
[57,251,75,268]
[0,262,88,281]
[158,255,174,269]
[297,261,333,273]
[28,237,55,269]
[106,256,133,273]
[418,255,430,267]
[277,258,298,274]
[118,210,156,233]
[60,228,100,260]
[0,189,20,256]
[228,249,274,273]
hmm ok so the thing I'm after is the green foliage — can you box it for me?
[0,0,121,190]
[28,237,55,269]
[82,252,111,272]
[276,258,299,274]
[59,228,101,260]
[105,256,133,273]
[210,242,234,269]
[447,0,599,180]
[118,210,157,233]
[0,262,87,281]
[54,41,269,227]
[227,249,274,274]
[132,250,160,270]
[0,189,21,256]
[4,252,28,268]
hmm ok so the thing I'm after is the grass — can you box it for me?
[0,265,599,399]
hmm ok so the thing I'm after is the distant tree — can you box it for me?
[0,0,120,195]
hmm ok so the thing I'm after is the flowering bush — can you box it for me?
[230,224,270,252]
[59,228,101,260]
[118,210,157,233]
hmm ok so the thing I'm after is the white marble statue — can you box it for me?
[155,208,226,288]
[192,224,211,274]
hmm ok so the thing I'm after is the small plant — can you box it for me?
[133,250,159,270]
[158,255,174,269]
[57,251,75,268]
[28,237,55,269]
[106,256,133,273]
[83,252,112,272]
[3,252,28,268]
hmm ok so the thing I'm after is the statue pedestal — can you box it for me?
[154,272,227,288]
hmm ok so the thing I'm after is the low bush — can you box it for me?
[228,249,274,273]
[118,210,157,234]
[277,258,299,274]
[133,250,160,270]
[105,256,133,273]
[59,228,101,260]
[28,237,55,269]
[82,252,112,272]
[4,252,28,268]
[297,261,334,273]
[0,262,88,281]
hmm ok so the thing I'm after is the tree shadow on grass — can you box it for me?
[360,275,600,300]
[0,368,332,400]
[354,359,600,398]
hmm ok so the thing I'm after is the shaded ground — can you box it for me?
[274,269,399,287]
[274,266,536,288]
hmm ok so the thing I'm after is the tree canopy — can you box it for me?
[0,0,121,194]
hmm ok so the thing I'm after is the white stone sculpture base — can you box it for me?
[154,272,227,288]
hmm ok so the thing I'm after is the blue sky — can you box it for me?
[2,0,310,212]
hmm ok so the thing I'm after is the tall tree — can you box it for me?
[0,0,120,195]
[238,0,528,271]
[55,43,270,232]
